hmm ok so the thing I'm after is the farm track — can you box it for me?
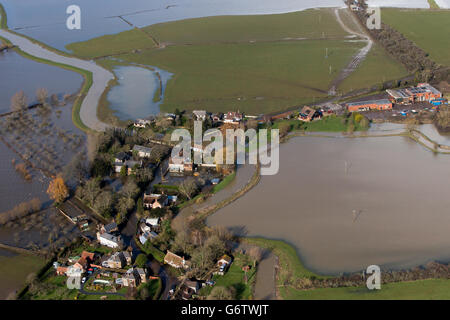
[329,8,373,95]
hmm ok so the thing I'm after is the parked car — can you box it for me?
[81,277,86,284]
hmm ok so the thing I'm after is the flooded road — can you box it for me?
[208,130,450,275]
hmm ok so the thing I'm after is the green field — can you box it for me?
[283,279,450,300]
[244,238,450,300]
[66,7,411,116]
[66,28,154,59]
[144,9,348,46]
[0,252,46,299]
[116,40,361,114]
[381,8,450,66]
[199,253,257,300]
[339,45,409,92]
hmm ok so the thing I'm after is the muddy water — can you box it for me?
[208,133,450,275]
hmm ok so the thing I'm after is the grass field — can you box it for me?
[199,253,257,300]
[0,252,45,299]
[66,28,155,59]
[144,9,348,46]
[244,237,450,300]
[0,4,7,29]
[116,40,362,114]
[381,8,450,66]
[66,7,410,117]
[283,279,450,300]
[339,45,409,93]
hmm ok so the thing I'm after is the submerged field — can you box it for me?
[67,8,407,115]
[381,8,450,66]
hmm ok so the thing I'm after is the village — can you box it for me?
[24,80,448,300]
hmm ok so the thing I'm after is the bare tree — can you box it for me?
[36,88,48,104]
[11,90,28,113]
[178,178,198,200]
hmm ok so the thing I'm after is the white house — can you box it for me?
[133,145,152,158]
[97,232,121,249]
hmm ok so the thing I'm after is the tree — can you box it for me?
[121,180,139,199]
[11,90,27,113]
[93,191,113,217]
[36,88,48,104]
[207,286,235,300]
[178,178,198,200]
[248,247,264,267]
[47,175,69,204]
[135,253,148,268]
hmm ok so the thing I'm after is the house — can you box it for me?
[56,266,68,276]
[122,268,139,287]
[212,113,223,122]
[97,232,122,249]
[224,111,243,124]
[299,106,322,122]
[146,217,160,227]
[185,280,201,294]
[102,252,126,269]
[133,145,152,158]
[164,251,189,269]
[114,152,130,164]
[101,222,118,234]
[347,99,393,112]
[135,268,147,284]
[217,255,232,267]
[143,193,168,209]
[133,118,154,128]
[139,230,158,245]
[122,251,132,265]
[193,110,208,121]
[125,160,142,175]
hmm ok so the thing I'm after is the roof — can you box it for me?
[347,99,392,107]
[218,254,232,263]
[115,152,129,161]
[133,145,152,154]
[164,251,185,267]
[81,251,95,261]
[103,222,117,233]
[100,232,119,243]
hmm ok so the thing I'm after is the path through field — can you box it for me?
[329,8,373,95]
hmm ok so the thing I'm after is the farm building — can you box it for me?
[347,99,393,112]
[387,83,442,104]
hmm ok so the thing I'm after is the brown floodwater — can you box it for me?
[207,132,450,275]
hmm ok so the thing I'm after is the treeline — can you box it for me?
[350,1,449,84]
[0,198,42,225]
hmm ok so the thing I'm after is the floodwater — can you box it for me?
[208,127,450,275]
[367,0,429,8]
[2,0,345,51]
[0,49,83,114]
[0,49,84,212]
[107,65,172,120]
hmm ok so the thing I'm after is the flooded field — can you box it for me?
[2,0,344,50]
[107,65,172,120]
[0,49,83,114]
[208,128,450,275]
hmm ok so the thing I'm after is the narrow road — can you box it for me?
[0,29,113,131]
